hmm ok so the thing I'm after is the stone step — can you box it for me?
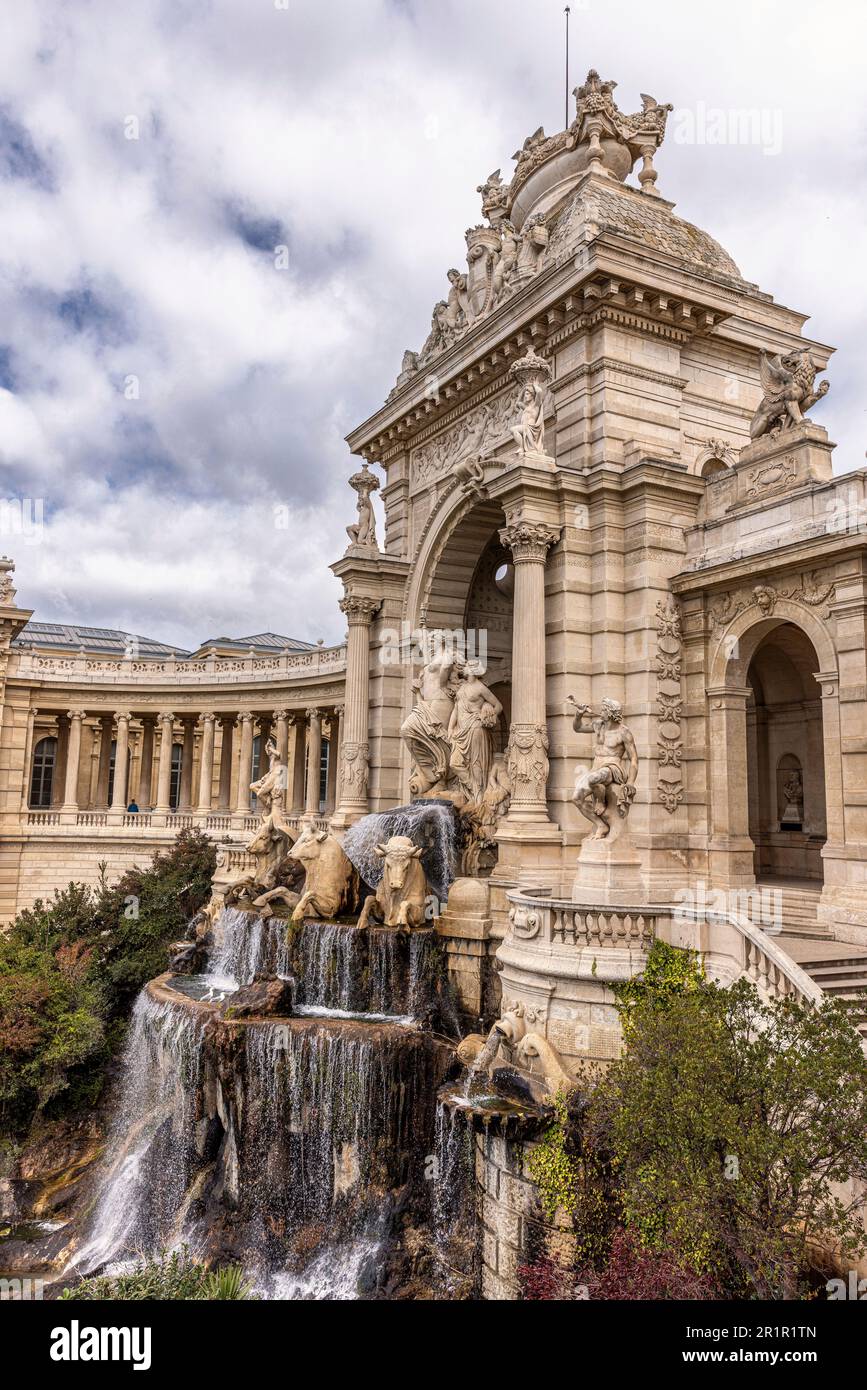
[807,962,867,982]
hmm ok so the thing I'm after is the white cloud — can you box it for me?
[0,0,863,645]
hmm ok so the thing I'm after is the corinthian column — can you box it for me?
[62,710,84,813]
[110,711,131,811]
[305,707,323,815]
[155,711,175,812]
[499,519,560,824]
[234,711,254,813]
[287,713,305,813]
[197,712,216,811]
[333,593,379,822]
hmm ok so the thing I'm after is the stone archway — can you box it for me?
[746,624,826,882]
[706,602,840,890]
[399,493,511,793]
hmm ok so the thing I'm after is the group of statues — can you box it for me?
[396,214,551,386]
[400,636,641,852]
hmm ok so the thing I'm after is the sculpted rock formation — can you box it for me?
[567,696,638,839]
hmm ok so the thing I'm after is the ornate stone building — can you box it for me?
[0,604,346,919]
[3,68,866,1006]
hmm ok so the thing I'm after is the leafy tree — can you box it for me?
[601,965,867,1299]
[0,831,215,1139]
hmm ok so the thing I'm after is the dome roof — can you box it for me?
[546,179,742,281]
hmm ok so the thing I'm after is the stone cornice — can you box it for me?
[346,243,736,460]
[671,534,867,596]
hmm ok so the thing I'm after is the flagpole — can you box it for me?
[564,7,571,128]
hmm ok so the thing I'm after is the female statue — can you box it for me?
[448,662,503,800]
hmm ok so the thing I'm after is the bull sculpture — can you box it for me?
[357,834,429,929]
[290,826,357,923]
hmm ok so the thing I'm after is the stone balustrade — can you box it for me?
[9,644,346,685]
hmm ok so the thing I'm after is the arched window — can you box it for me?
[30,736,57,808]
[170,743,183,810]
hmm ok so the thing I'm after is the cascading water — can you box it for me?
[72,992,206,1274]
[70,904,467,1297]
[207,906,289,986]
[342,799,460,902]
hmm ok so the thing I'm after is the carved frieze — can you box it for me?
[506,722,550,802]
[655,597,684,815]
[709,570,837,630]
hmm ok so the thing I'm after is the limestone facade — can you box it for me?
[0,618,346,918]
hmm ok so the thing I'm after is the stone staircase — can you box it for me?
[798,956,867,1038]
[760,880,867,1038]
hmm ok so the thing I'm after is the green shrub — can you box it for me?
[60,1248,256,1301]
[0,831,215,1140]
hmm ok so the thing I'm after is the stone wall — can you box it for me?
[475,1129,575,1301]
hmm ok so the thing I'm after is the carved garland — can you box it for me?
[655,597,684,814]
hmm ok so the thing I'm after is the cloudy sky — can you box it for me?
[0,0,864,649]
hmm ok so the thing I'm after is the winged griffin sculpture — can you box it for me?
[750,349,829,441]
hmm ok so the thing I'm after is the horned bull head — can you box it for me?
[374,835,423,890]
[291,828,330,862]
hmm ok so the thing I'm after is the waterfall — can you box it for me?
[295,922,359,1011]
[432,1099,477,1294]
[342,799,459,902]
[72,992,204,1274]
[207,906,289,986]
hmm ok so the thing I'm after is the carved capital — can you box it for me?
[272,707,288,722]
[498,520,560,564]
[200,711,217,726]
[157,710,175,725]
[305,706,321,723]
[339,593,380,625]
[236,710,254,726]
[66,708,85,724]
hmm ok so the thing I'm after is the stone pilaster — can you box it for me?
[234,711,254,814]
[178,717,196,810]
[290,714,306,814]
[62,710,84,815]
[217,716,234,809]
[138,716,155,808]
